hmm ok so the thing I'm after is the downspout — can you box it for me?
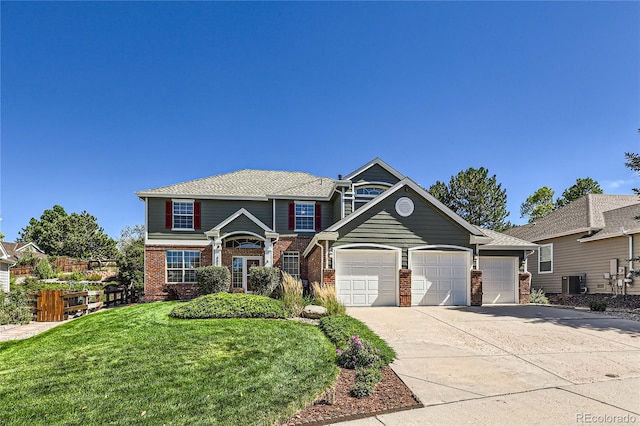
[315,239,324,285]
[524,250,535,287]
[621,228,632,296]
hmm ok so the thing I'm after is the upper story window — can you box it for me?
[538,244,553,273]
[295,203,315,230]
[173,201,194,229]
[166,200,201,230]
[355,185,387,197]
[288,202,321,232]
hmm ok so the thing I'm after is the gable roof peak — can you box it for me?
[343,158,406,182]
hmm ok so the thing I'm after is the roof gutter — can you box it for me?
[303,232,339,258]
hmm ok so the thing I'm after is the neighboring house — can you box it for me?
[0,242,47,264]
[0,243,16,292]
[505,194,640,295]
[136,158,537,306]
[0,242,46,292]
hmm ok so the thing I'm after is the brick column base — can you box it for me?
[399,269,411,307]
[519,272,531,304]
[471,270,483,306]
[323,269,335,288]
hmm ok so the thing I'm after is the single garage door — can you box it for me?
[411,251,469,306]
[335,250,397,306]
[480,256,517,304]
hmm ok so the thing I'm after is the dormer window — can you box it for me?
[355,186,388,197]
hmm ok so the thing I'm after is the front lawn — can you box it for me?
[0,303,338,425]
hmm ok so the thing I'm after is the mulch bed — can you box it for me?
[280,366,423,426]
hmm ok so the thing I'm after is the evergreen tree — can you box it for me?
[428,167,509,231]
[18,205,117,259]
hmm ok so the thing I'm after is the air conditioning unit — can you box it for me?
[562,276,582,294]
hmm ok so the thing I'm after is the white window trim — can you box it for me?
[282,251,300,279]
[294,201,315,232]
[171,199,195,231]
[166,250,201,283]
[538,243,553,274]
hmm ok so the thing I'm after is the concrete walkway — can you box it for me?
[0,319,71,342]
[339,305,640,426]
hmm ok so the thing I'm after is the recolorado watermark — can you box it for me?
[576,413,637,424]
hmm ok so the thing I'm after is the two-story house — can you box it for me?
[136,158,537,306]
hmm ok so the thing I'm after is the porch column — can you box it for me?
[213,239,222,266]
[264,239,273,267]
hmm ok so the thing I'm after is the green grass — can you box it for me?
[169,292,288,319]
[319,315,396,365]
[0,303,338,425]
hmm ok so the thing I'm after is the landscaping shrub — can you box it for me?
[195,266,231,295]
[351,367,382,398]
[34,258,54,279]
[0,289,32,325]
[169,292,288,319]
[85,273,103,282]
[336,335,383,369]
[529,287,549,304]
[280,272,304,317]
[58,270,84,282]
[312,282,346,316]
[320,315,395,365]
[248,266,280,296]
[590,301,607,312]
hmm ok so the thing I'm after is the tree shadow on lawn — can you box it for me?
[445,305,640,337]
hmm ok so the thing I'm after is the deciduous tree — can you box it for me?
[117,225,145,288]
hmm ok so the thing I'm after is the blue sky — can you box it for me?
[1,1,638,241]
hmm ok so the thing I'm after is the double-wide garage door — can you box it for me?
[411,251,469,306]
[335,250,397,306]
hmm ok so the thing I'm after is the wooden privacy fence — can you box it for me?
[31,290,104,322]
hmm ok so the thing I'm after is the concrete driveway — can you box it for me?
[339,305,640,426]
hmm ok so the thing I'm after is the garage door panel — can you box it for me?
[336,251,397,307]
[411,251,469,306]
[480,257,517,304]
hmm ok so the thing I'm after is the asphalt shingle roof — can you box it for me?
[477,227,537,249]
[136,169,336,199]
[506,194,640,242]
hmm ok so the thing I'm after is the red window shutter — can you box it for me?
[165,201,172,229]
[288,203,295,230]
[315,203,322,231]
[194,201,201,230]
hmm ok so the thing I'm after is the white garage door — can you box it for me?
[335,250,397,306]
[480,256,517,304]
[411,251,469,306]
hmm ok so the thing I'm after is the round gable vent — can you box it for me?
[395,197,414,217]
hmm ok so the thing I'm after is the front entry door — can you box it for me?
[232,257,262,292]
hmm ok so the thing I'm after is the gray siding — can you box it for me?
[528,233,640,295]
[333,188,471,268]
[274,200,333,234]
[350,164,401,185]
[219,215,266,236]
[147,198,272,240]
